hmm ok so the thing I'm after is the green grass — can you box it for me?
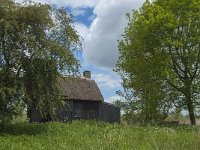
[0,121,200,150]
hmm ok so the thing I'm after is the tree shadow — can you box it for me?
[0,123,48,136]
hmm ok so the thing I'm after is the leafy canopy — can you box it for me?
[116,0,200,124]
[0,0,82,125]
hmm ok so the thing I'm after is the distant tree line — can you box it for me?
[0,0,81,127]
[115,0,200,125]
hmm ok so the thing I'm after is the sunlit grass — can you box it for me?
[0,121,199,150]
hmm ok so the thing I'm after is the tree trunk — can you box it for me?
[185,94,196,125]
[187,102,196,125]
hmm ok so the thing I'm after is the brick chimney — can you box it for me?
[83,70,91,79]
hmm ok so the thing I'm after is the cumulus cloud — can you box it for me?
[83,0,145,68]
[92,69,122,103]
[15,0,145,69]
[88,14,96,22]
[105,95,121,103]
[74,23,89,41]
[15,0,99,8]
[92,72,121,89]
[71,8,87,17]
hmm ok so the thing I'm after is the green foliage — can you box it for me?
[116,0,200,125]
[0,121,199,150]
[0,0,81,125]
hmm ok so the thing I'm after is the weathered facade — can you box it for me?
[28,72,120,123]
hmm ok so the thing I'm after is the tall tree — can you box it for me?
[0,0,81,125]
[116,0,200,125]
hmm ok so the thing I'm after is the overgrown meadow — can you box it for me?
[0,121,200,150]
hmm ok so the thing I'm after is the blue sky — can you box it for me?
[15,0,145,103]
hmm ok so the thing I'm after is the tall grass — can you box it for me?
[0,121,199,150]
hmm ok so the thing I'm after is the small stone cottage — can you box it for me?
[28,71,120,123]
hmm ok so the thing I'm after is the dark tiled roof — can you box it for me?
[59,77,104,102]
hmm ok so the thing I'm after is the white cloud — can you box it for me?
[83,0,145,68]
[74,23,89,41]
[71,8,86,16]
[15,0,145,69]
[105,95,121,103]
[92,72,121,89]
[15,0,99,8]
[88,14,96,22]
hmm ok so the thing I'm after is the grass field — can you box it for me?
[0,121,200,150]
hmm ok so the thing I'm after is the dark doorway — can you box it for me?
[72,101,98,120]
